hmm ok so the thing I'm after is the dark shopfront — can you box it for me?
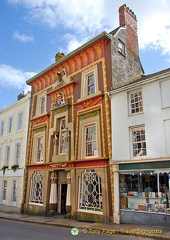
[119,160,170,226]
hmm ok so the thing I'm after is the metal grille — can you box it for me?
[79,169,102,212]
[30,171,43,204]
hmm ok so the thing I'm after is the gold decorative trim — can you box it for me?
[102,58,114,212]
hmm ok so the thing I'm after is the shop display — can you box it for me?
[120,171,170,214]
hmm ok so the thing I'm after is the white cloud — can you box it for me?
[0,64,36,90]
[13,31,34,42]
[7,0,170,57]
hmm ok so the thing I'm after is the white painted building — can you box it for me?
[109,68,170,226]
[0,92,31,213]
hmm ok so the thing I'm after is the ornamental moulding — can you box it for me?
[31,115,49,126]
[29,39,108,94]
[75,95,103,110]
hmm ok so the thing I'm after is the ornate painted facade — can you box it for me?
[23,5,143,222]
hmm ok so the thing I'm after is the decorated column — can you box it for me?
[49,172,58,211]
[66,171,71,213]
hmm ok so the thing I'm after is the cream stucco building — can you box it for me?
[0,92,31,213]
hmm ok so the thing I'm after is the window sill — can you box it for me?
[77,209,103,215]
[77,91,102,103]
[128,112,144,117]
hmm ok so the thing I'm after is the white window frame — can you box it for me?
[8,116,13,134]
[37,137,43,162]
[14,143,21,165]
[17,112,23,131]
[84,123,98,158]
[11,179,17,204]
[129,89,143,115]
[58,118,67,154]
[30,171,43,204]
[5,145,10,165]
[0,120,5,137]
[2,180,7,202]
[131,125,147,158]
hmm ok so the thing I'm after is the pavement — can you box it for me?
[0,211,170,239]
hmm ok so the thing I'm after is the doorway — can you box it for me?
[61,184,67,214]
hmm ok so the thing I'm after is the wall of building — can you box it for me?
[111,76,170,161]
[0,92,31,213]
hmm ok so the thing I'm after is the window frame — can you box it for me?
[30,171,43,205]
[78,169,103,212]
[37,137,43,162]
[129,89,143,115]
[8,116,13,134]
[17,112,23,131]
[11,179,17,204]
[2,180,7,202]
[118,38,125,56]
[14,143,21,165]
[58,118,67,155]
[84,124,98,158]
[40,96,46,114]
[130,125,147,158]
[5,145,10,165]
[80,65,99,99]
[0,120,5,137]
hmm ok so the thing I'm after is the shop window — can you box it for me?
[79,169,102,212]
[37,137,43,162]
[131,126,146,157]
[30,171,43,204]
[119,171,170,213]
[129,89,143,115]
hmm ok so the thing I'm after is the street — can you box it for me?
[0,219,155,240]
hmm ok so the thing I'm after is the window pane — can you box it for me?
[30,172,43,204]
[132,126,147,157]
[130,90,143,114]
[87,74,95,95]
[85,125,97,157]
[79,169,102,212]
[37,138,43,162]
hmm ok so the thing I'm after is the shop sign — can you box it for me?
[119,161,170,171]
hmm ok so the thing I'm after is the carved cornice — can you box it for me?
[27,38,109,94]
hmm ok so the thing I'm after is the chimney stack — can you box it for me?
[55,52,65,62]
[119,5,139,56]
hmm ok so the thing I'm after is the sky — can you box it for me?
[0,0,170,110]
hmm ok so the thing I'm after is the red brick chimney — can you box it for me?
[119,5,139,56]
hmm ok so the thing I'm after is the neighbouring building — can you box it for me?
[109,68,170,226]
[0,92,31,213]
[23,5,143,222]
